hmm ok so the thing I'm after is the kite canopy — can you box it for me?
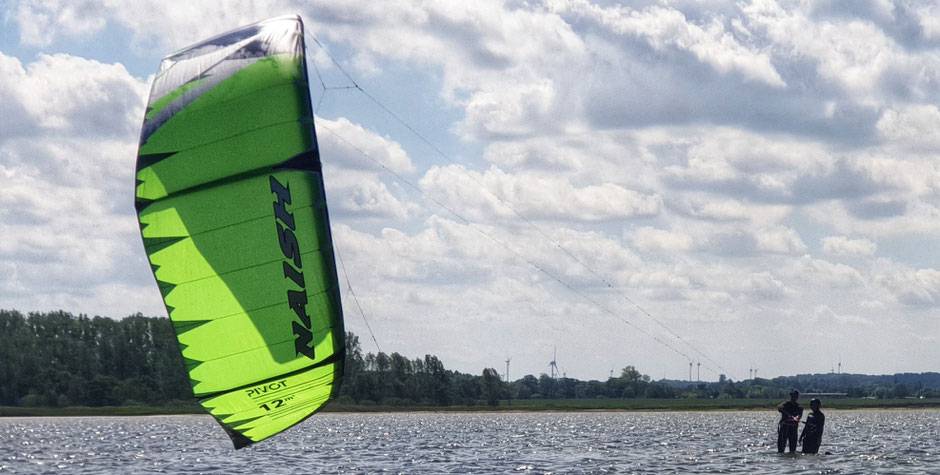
[135,14,344,448]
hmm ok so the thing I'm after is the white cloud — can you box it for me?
[811,304,871,326]
[915,5,940,40]
[876,105,940,151]
[326,170,415,219]
[419,165,662,222]
[661,127,836,201]
[632,226,693,253]
[689,222,806,258]
[9,0,302,53]
[481,131,661,194]
[307,0,589,141]
[625,268,692,290]
[317,117,416,175]
[483,138,586,172]
[0,50,157,318]
[315,117,419,219]
[805,195,940,239]
[860,155,940,199]
[682,197,750,221]
[0,52,144,140]
[551,226,644,276]
[792,255,864,289]
[878,268,940,307]
[740,271,788,300]
[755,227,807,254]
[457,78,556,139]
[566,2,785,87]
[740,0,896,96]
[822,236,877,256]
[0,54,31,135]
[12,0,108,47]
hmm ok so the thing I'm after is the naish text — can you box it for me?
[270,175,315,359]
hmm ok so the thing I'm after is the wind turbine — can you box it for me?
[505,356,512,383]
[549,346,560,379]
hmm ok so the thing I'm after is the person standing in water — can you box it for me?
[799,398,825,454]
[777,389,803,453]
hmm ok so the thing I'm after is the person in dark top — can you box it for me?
[800,398,825,454]
[777,389,803,453]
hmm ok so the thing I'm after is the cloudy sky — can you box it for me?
[2,0,938,382]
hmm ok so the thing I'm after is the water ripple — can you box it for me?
[1,410,938,473]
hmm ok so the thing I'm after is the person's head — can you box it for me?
[789,389,799,401]
[810,398,821,410]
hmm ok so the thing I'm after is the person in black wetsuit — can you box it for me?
[800,398,825,454]
[777,389,803,453]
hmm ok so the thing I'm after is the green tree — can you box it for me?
[893,383,911,399]
[87,375,120,406]
[517,374,539,399]
[480,368,503,406]
[644,382,675,398]
[620,365,650,398]
[389,352,412,400]
[340,332,367,403]
[538,374,557,399]
[0,310,30,405]
[423,355,451,405]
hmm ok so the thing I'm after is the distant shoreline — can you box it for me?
[3,397,939,417]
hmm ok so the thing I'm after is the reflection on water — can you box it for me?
[1,410,937,473]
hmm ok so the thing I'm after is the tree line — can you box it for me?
[0,310,192,407]
[1,310,937,409]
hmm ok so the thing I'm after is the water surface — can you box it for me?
[2,410,937,473]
